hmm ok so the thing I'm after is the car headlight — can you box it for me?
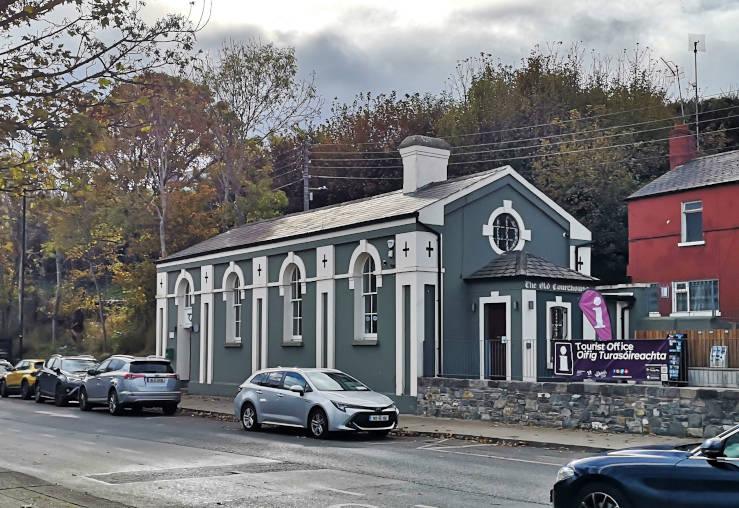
[332,401,349,412]
[555,466,576,483]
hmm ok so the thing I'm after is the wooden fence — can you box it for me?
[635,329,739,368]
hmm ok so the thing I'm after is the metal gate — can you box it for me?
[484,338,507,379]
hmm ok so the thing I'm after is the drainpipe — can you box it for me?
[416,218,442,377]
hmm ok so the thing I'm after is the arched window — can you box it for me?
[233,281,242,339]
[362,257,377,335]
[224,272,243,344]
[290,267,302,337]
[184,282,193,308]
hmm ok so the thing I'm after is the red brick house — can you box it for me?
[625,126,739,326]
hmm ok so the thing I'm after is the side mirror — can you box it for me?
[700,437,724,459]
[87,369,97,376]
[289,385,305,396]
[54,368,61,375]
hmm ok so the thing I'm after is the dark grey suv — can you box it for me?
[78,355,181,415]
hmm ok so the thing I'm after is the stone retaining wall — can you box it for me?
[417,377,739,438]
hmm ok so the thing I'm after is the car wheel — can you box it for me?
[575,481,631,508]
[108,390,123,416]
[78,387,91,411]
[34,382,44,403]
[240,403,260,431]
[20,380,32,400]
[308,408,329,439]
[0,380,7,398]
[161,404,178,416]
[54,384,68,407]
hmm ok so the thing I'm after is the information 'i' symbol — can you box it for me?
[559,345,569,372]
[593,296,606,329]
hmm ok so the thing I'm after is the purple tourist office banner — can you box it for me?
[553,340,670,382]
[578,289,612,341]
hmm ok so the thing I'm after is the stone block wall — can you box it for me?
[417,377,739,438]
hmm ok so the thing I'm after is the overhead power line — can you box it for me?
[273,178,303,190]
[306,165,403,171]
[309,175,403,181]
[447,125,739,166]
[450,111,739,158]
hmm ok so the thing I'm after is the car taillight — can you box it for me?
[123,373,146,379]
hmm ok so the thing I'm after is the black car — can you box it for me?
[34,355,98,406]
[551,425,739,508]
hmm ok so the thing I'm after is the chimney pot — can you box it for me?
[398,135,451,193]
[669,123,696,170]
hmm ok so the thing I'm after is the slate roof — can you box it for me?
[628,149,739,200]
[160,166,507,263]
[466,251,597,282]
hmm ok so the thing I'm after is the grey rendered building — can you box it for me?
[155,136,595,408]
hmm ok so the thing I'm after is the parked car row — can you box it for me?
[0,354,181,415]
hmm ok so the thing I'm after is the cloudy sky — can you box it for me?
[152,0,739,113]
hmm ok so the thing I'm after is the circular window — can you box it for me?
[492,213,520,252]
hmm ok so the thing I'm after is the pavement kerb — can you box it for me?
[178,399,646,454]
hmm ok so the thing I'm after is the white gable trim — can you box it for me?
[418,165,591,241]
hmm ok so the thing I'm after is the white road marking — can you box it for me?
[34,410,79,419]
[414,505,439,508]
[424,447,561,466]
[416,437,449,450]
[423,443,493,451]
[322,487,364,497]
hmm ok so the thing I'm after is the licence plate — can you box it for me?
[147,377,165,383]
[369,414,389,422]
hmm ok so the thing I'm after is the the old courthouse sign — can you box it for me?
[524,280,590,292]
[553,340,669,382]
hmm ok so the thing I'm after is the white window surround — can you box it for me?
[482,200,532,254]
[223,271,244,344]
[174,269,196,309]
[680,200,703,244]
[670,280,720,317]
[361,257,378,336]
[278,253,307,344]
[289,267,303,340]
[349,241,383,342]
[546,297,572,370]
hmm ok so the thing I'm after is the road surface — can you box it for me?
[0,397,583,507]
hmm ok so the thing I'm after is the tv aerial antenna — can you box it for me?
[660,58,686,123]
[688,33,706,150]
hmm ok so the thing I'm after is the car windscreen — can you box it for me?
[33,361,44,369]
[305,372,369,391]
[60,359,97,373]
[129,362,174,374]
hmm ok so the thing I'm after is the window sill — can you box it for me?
[224,341,242,348]
[669,311,721,318]
[648,312,662,317]
[677,240,705,247]
[282,340,303,347]
[353,338,378,346]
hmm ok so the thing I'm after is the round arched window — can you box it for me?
[492,213,520,252]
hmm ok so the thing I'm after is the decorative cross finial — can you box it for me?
[322,254,328,268]
[257,264,262,276]
[426,241,434,258]
[577,257,584,270]
[402,242,410,257]
[204,273,208,283]
[159,279,163,288]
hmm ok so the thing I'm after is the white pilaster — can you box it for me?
[521,289,537,382]
[252,256,268,371]
[200,265,214,384]
[316,246,335,368]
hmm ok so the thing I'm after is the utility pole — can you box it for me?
[302,142,310,212]
[18,191,26,360]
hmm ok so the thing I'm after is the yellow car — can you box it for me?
[0,359,45,399]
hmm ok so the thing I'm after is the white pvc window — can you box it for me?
[362,257,378,335]
[492,213,520,252]
[184,283,194,308]
[681,201,703,243]
[233,284,242,339]
[673,280,719,313]
[290,268,303,337]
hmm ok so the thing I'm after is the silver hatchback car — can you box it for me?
[233,368,399,438]
[78,355,181,415]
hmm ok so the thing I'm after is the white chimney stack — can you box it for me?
[398,135,451,194]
